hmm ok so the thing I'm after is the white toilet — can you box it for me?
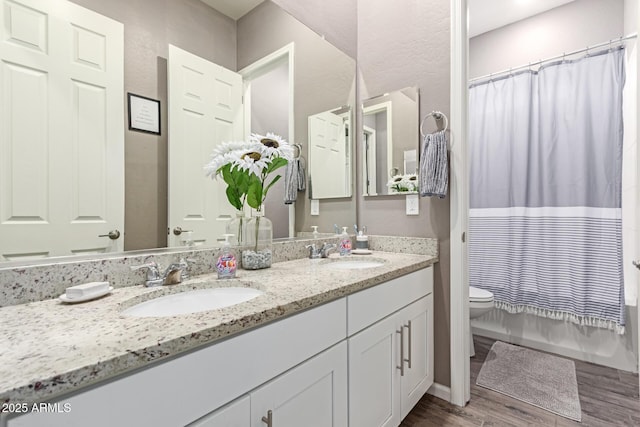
[469,286,494,357]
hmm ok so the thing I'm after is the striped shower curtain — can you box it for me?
[468,48,626,332]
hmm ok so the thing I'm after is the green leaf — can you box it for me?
[220,164,234,186]
[267,157,288,174]
[263,174,281,198]
[225,186,243,211]
[236,170,249,194]
[246,179,263,210]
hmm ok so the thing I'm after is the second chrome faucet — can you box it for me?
[305,243,336,259]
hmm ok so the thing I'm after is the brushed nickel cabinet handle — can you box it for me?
[397,328,405,376]
[405,320,412,369]
[262,409,273,426]
[98,230,120,240]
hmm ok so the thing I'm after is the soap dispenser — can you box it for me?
[311,225,319,239]
[216,234,237,279]
[338,226,352,256]
[356,230,369,250]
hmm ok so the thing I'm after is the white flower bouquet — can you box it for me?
[205,132,294,212]
[386,173,419,193]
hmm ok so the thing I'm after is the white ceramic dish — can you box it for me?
[59,287,113,303]
[351,249,373,255]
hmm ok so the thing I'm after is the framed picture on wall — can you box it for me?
[128,93,161,135]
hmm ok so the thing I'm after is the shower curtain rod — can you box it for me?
[469,33,638,83]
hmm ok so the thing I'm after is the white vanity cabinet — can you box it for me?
[6,265,433,427]
[347,268,434,427]
[189,396,251,427]
[190,342,348,427]
[7,299,347,427]
[249,341,347,427]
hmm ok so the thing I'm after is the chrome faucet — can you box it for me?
[320,243,336,257]
[305,243,336,259]
[130,259,190,287]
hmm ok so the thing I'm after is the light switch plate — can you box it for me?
[310,199,319,216]
[406,194,419,215]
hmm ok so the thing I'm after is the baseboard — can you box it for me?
[427,382,451,402]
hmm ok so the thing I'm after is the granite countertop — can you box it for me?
[0,251,436,405]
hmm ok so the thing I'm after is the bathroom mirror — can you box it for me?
[307,106,352,199]
[361,87,419,196]
[0,0,356,263]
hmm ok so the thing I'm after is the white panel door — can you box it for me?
[308,111,346,199]
[0,0,124,260]
[348,314,401,427]
[168,45,243,247]
[250,342,348,427]
[400,295,434,418]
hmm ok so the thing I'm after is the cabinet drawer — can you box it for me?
[347,267,432,336]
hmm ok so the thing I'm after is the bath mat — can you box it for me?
[476,341,582,421]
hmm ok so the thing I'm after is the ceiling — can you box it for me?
[200,0,264,20]
[201,0,577,37]
[468,0,576,38]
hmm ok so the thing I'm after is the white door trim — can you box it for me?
[449,0,470,406]
[636,0,640,391]
[239,43,296,237]
[362,125,377,196]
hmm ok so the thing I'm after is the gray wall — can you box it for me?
[250,62,290,238]
[238,1,357,235]
[470,0,624,79]
[390,90,419,178]
[374,111,389,192]
[357,0,452,386]
[70,0,237,250]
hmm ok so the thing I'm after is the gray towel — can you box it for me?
[419,130,448,198]
[297,156,306,191]
[284,157,306,204]
[284,160,298,204]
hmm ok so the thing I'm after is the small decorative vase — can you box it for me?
[226,212,247,246]
[242,210,273,270]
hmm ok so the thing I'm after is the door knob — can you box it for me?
[173,226,193,236]
[98,230,120,240]
[633,260,640,270]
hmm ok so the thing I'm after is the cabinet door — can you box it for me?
[250,342,348,427]
[348,313,401,427]
[188,396,250,427]
[400,295,434,418]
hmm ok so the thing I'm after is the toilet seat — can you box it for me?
[470,286,493,302]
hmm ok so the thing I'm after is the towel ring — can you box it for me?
[293,143,302,159]
[420,111,448,137]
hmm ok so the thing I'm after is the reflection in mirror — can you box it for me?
[308,106,352,199]
[361,87,419,196]
[0,0,356,264]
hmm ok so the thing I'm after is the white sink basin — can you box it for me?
[322,259,386,270]
[122,287,264,317]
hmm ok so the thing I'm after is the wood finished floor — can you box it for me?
[401,336,640,426]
